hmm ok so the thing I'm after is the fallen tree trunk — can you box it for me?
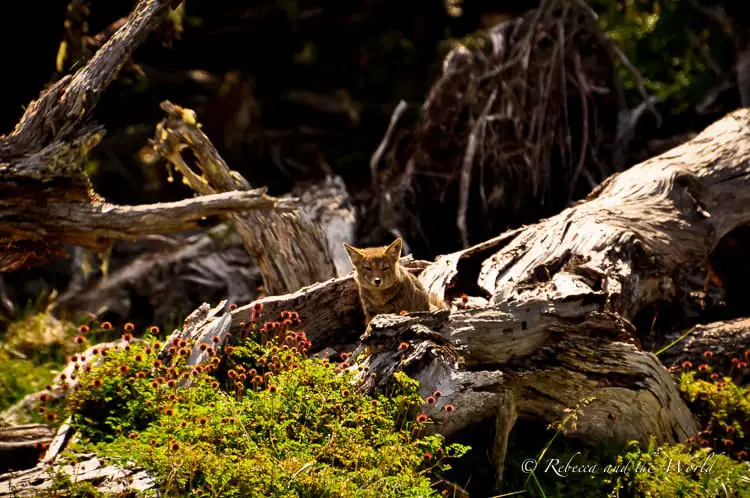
[659,318,750,375]
[0,454,155,497]
[4,110,748,491]
[0,0,294,274]
[0,425,54,474]
[153,101,338,295]
[230,108,750,482]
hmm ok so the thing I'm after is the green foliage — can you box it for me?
[611,439,750,497]
[0,311,77,413]
[65,313,468,497]
[590,0,734,115]
[0,357,56,412]
[678,369,749,460]
[500,382,750,498]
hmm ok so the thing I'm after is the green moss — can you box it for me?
[0,357,56,412]
[65,314,468,497]
[0,312,78,414]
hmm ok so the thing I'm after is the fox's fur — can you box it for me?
[343,238,447,326]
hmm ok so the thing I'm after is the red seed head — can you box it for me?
[122,333,133,342]
[703,350,713,359]
[101,321,113,330]
[398,342,409,352]
[124,323,135,332]
[444,404,455,412]
[426,396,436,405]
[78,324,90,334]
[416,413,429,423]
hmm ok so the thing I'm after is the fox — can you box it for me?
[343,238,447,326]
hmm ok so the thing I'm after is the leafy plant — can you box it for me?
[64,308,468,497]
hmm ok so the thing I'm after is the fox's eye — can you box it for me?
[382,266,391,271]
[364,266,373,272]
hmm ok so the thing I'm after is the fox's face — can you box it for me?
[344,238,402,290]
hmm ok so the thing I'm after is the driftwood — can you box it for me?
[659,318,750,377]
[50,173,354,321]
[0,0,294,274]
[3,106,748,490]
[153,101,338,295]
[221,108,750,483]
[0,425,54,474]
[288,175,357,278]
[0,454,155,497]
[54,225,261,321]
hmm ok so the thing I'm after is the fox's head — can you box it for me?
[343,238,403,290]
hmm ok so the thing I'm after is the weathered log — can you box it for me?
[153,101,338,295]
[54,225,261,321]
[218,108,750,484]
[0,454,156,497]
[659,318,750,375]
[0,0,295,274]
[288,175,356,278]
[0,425,54,473]
[0,0,170,271]
[5,109,748,490]
[364,108,750,480]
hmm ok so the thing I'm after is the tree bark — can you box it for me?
[0,454,155,497]
[0,0,293,274]
[659,318,750,375]
[0,425,54,474]
[154,101,338,295]
[4,109,748,490]
[232,108,750,481]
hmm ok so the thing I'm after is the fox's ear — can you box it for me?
[385,238,403,260]
[343,243,364,266]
